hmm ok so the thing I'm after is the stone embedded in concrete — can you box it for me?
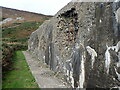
[28,2,120,88]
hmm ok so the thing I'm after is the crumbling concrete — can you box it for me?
[28,2,120,88]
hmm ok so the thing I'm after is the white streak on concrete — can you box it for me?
[66,59,71,62]
[104,41,120,73]
[114,0,120,2]
[86,46,97,68]
[117,62,120,68]
[105,46,111,74]
[117,52,120,67]
[66,70,69,76]
[70,71,74,88]
[100,19,102,23]
[88,28,90,31]
[114,67,120,81]
[43,56,45,59]
[66,70,69,81]
[91,23,92,26]
[115,41,120,52]
[79,55,85,88]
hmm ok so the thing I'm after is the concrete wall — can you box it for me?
[28,2,120,88]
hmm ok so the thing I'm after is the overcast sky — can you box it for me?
[1,0,71,15]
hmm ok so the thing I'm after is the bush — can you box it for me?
[2,43,28,70]
[2,43,14,70]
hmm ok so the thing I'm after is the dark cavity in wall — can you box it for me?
[57,8,79,44]
[62,8,81,88]
[57,8,81,87]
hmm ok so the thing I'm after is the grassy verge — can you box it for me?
[2,51,39,88]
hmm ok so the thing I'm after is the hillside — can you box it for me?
[1,6,52,39]
[1,6,52,28]
[1,7,52,71]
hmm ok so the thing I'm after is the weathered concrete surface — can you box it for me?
[28,1,120,88]
[23,51,68,88]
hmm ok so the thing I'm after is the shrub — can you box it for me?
[2,43,28,70]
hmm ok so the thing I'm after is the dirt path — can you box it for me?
[22,51,68,88]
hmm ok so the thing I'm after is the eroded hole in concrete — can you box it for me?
[56,8,79,48]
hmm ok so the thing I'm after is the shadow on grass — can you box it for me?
[2,51,39,88]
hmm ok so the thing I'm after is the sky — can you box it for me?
[1,0,71,15]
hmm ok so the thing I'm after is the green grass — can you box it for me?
[2,51,39,88]
[2,21,44,49]
[2,21,43,38]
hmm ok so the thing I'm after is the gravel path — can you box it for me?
[22,51,68,88]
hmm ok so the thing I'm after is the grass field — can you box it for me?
[2,51,39,88]
[2,21,43,39]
